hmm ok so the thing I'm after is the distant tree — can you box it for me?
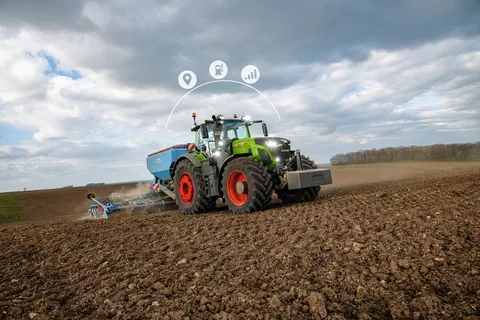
[329,142,480,165]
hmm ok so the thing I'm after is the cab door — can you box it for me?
[197,123,216,156]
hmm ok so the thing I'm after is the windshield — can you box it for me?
[221,120,250,140]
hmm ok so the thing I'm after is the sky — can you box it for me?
[0,0,479,191]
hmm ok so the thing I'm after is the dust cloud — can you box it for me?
[108,182,151,201]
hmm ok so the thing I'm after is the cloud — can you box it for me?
[0,0,479,191]
[2,0,479,88]
[0,0,95,31]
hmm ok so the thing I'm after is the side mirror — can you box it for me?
[262,123,268,137]
[200,124,209,139]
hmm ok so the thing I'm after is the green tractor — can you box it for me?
[146,113,332,214]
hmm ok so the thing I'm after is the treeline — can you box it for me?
[330,142,480,165]
[7,180,151,193]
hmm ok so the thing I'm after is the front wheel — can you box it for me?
[221,158,273,213]
[277,155,320,204]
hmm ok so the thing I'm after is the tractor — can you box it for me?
[88,113,332,217]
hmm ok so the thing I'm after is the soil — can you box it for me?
[0,163,479,319]
[3,162,479,223]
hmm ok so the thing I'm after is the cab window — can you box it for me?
[195,123,215,154]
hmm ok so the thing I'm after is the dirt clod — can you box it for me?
[269,295,282,309]
[322,287,337,300]
[356,286,367,299]
[352,242,363,252]
[153,282,164,290]
[307,291,328,318]
[398,259,410,269]
[390,260,399,274]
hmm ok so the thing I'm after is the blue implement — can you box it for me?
[146,144,189,180]
[87,189,175,219]
[88,143,190,219]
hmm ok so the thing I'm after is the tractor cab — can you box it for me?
[191,113,266,157]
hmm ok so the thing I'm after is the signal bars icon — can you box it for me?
[241,65,260,84]
[245,68,257,81]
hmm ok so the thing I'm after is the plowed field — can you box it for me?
[1,163,479,319]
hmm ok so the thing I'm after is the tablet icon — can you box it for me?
[178,70,197,89]
[209,60,228,79]
[241,65,260,84]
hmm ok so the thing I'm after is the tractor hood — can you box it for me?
[254,137,291,148]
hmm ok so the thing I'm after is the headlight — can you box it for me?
[266,140,280,148]
[275,157,280,162]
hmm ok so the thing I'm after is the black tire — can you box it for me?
[221,157,273,213]
[174,160,216,214]
[277,155,320,204]
[207,198,218,211]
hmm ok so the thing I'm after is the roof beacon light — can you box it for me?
[233,113,237,118]
[192,112,197,125]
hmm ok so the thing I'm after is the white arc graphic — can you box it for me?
[166,80,280,129]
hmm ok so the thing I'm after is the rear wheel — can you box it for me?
[221,157,273,213]
[174,160,216,214]
[277,155,320,203]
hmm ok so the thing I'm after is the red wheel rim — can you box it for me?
[227,170,248,206]
[179,172,194,205]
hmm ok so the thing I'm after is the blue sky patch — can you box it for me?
[36,51,82,80]
[0,123,36,145]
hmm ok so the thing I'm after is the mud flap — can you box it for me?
[286,168,332,190]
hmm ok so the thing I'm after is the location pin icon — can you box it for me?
[178,70,196,89]
[183,73,191,85]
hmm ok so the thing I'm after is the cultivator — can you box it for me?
[87,183,176,219]
[87,113,333,218]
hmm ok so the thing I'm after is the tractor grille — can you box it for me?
[255,138,291,167]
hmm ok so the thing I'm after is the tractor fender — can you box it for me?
[171,154,202,178]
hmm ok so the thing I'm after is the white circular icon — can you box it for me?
[178,70,197,89]
[209,60,228,79]
[241,65,260,84]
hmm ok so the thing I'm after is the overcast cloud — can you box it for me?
[1,0,479,191]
